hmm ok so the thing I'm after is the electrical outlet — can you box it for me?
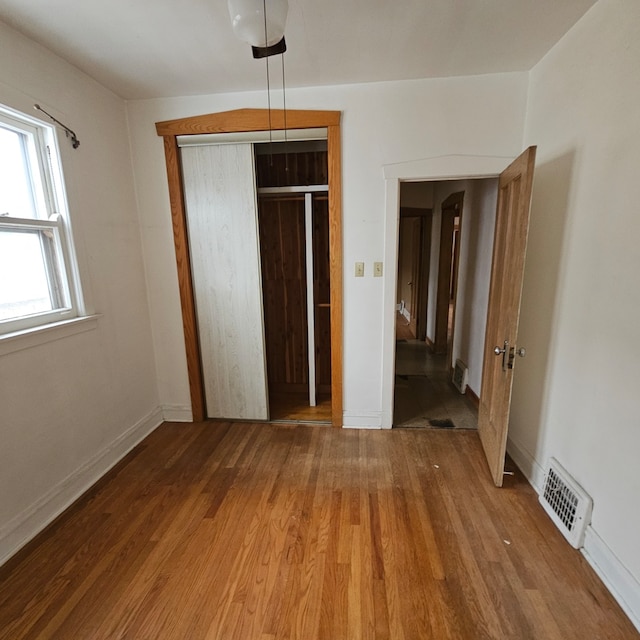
[374,261,383,277]
[355,262,365,277]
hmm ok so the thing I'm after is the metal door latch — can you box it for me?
[494,340,509,371]
[495,341,526,370]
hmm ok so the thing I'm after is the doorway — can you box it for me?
[255,141,332,423]
[392,179,498,430]
[383,150,537,485]
[156,108,343,426]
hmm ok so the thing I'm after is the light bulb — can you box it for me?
[228,0,288,48]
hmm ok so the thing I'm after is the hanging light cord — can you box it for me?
[262,0,274,161]
[260,0,288,167]
[281,51,289,173]
[281,53,288,141]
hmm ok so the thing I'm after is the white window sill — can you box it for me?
[0,314,101,356]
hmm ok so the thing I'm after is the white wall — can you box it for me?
[0,22,159,564]
[2,5,637,629]
[509,0,640,627]
[425,179,497,394]
[127,72,527,428]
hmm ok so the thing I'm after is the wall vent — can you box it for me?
[539,458,592,549]
[452,359,468,394]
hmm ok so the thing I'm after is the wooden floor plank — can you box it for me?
[0,422,638,639]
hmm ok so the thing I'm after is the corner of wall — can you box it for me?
[507,436,640,634]
[161,404,193,422]
[0,407,164,568]
[506,435,546,493]
[582,528,640,634]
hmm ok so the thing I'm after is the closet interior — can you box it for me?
[255,140,331,423]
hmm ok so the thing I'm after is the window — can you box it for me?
[0,105,82,336]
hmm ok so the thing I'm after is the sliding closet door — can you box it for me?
[181,143,269,420]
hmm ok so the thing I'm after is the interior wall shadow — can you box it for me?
[509,150,576,455]
[455,184,481,369]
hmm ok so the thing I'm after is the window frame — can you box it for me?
[0,106,83,336]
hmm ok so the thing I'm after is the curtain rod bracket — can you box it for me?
[34,104,80,149]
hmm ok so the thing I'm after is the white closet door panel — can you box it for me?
[181,144,268,420]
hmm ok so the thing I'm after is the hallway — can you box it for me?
[394,318,478,429]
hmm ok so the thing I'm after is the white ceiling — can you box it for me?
[0,0,597,100]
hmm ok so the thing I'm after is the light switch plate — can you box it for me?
[374,261,383,277]
[355,261,365,277]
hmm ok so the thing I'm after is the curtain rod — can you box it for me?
[34,104,80,149]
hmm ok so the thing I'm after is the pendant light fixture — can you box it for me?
[228,0,290,164]
[228,0,288,58]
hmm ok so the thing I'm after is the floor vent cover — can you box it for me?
[539,458,592,549]
[452,359,468,394]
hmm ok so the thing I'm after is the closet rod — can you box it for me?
[258,185,328,194]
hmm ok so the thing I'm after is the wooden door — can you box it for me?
[398,208,432,342]
[408,217,422,337]
[181,143,269,420]
[434,192,463,354]
[478,146,536,486]
[312,196,332,392]
[416,213,432,341]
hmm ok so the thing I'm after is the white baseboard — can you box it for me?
[0,407,164,567]
[342,411,383,429]
[401,307,411,323]
[162,404,193,422]
[506,435,546,493]
[507,435,640,633]
[582,527,640,633]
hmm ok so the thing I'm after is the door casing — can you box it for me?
[382,156,519,429]
[384,153,535,484]
[156,109,343,427]
[398,206,432,341]
[434,191,464,356]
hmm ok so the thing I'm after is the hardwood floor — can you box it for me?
[269,392,332,423]
[394,310,478,429]
[0,422,637,639]
[394,341,478,429]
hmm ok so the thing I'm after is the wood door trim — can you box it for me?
[435,191,464,354]
[160,135,205,421]
[418,212,432,341]
[157,109,343,427]
[156,108,340,136]
[398,207,432,340]
[328,124,343,426]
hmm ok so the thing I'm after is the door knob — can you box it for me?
[506,345,526,370]
[493,342,526,370]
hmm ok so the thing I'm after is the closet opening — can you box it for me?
[255,140,332,423]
